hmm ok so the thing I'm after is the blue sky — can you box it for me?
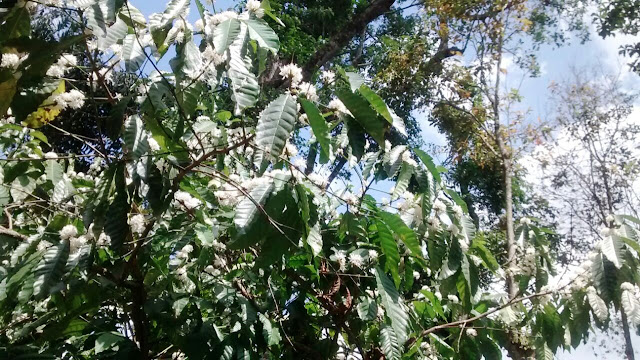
[135,1,640,357]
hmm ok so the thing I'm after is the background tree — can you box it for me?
[532,66,640,359]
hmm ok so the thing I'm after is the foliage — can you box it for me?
[0,1,637,360]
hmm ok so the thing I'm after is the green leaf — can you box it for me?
[85,0,116,37]
[337,88,388,144]
[414,148,442,183]
[260,0,285,27]
[0,76,17,116]
[255,93,297,160]
[601,234,624,268]
[11,175,36,202]
[344,71,365,92]
[124,115,149,160]
[375,267,409,344]
[97,17,128,49]
[245,18,279,54]
[535,340,554,360]
[458,214,476,246]
[173,297,190,316]
[122,34,146,72]
[161,0,190,27]
[392,162,413,199]
[357,296,378,321]
[52,175,74,203]
[306,223,323,257]
[119,3,147,28]
[213,18,241,54]
[471,239,499,271]
[301,99,331,161]
[104,166,130,249]
[174,33,202,80]
[233,179,274,235]
[0,183,9,209]
[380,325,402,360]
[33,241,70,299]
[362,151,379,179]
[377,221,400,283]
[228,26,259,115]
[384,145,406,177]
[587,289,608,322]
[0,5,30,40]
[95,332,126,354]
[380,211,421,259]
[358,85,392,123]
[45,159,64,185]
[259,313,282,346]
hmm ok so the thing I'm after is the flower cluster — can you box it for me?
[173,190,202,210]
[52,89,86,110]
[279,63,303,87]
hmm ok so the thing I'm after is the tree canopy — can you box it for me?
[1,0,640,359]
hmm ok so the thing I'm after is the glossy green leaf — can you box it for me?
[245,18,279,54]
[359,84,393,123]
[380,211,421,259]
[233,179,274,234]
[122,34,146,72]
[124,115,149,160]
[337,88,387,144]
[377,220,400,282]
[33,241,70,299]
[301,99,330,161]
[255,93,297,160]
[213,18,241,54]
[380,325,402,360]
[375,267,409,344]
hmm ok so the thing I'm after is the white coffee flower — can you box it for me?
[43,152,58,159]
[46,65,65,77]
[246,0,264,18]
[129,214,146,235]
[53,89,86,110]
[433,199,446,214]
[297,82,318,101]
[520,217,532,226]
[174,190,202,210]
[59,224,78,240]
[57,53,77,68]
[321,70,335,84]
[448,224,460,237]
[194,19,205,32]
[327,98,351,117]
[148,136,161,152]
[349,253,364,268]
[466,328,477,337]
[97,233,111,247]
[0,53,21,69]
[70,235,87,253]
[37,240,53,252]
[334,250,347,271]
[621,282,635,292]
[452,205,463,219]
[365,250,378,263]
[447,294,459,304]
[279,63,303,87]
[209,11,238,26]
